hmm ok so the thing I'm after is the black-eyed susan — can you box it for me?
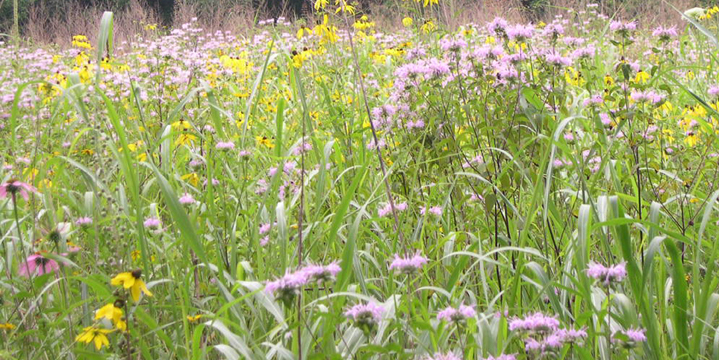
[95,300,127,331]
[111,270,152,302]
[186,314,203,323]
[0,323,15,331]
[75,326,112,350]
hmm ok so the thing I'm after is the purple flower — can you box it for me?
[652,26,678,41]
[75,217,93,226]
[483,355,517,360]
[143,217,161,229]
[586,262,627,285]
[437,304,476,322]
[389,252,428,274]
[0,180,36,201]
[487,17,508,36]
[345,302,384,328]
[259,222,272,235]
[215,141,235,151]
[265,270,309,301]
[509,312,559,334]
[19,253,61,277]
[378,201,408,217]
[301,262,341,283]
[420,206,443,216]
[709,85,719,97]
[425,353,461,360]
[613,327,647,348]
[506,24,534,42]
[179,193,196,204]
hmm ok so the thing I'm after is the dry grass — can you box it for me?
[18,0,704,47]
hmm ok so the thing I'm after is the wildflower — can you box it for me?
[75,326,112,350]
[652,26,678,41]
[19,253,61,277]
[265,270,308,303]
[425,353,461,360]
[420,205,443,216]
[301,262,341,283]
[586,262,627,285]
[187,314,203,322]
[402,17,413,27]
[483,355,517,360]
[487,17,508,36]
[345,302,384,330]
[143,217,161,229]
[0,180,36,201]
[613,327,647,348]
[0,323,15,331]
[259,223,272,235]
[610,20,637,37]
[179,193,196,205]
[95,300,126,331]
[421,20,436,34]
[75,216,93,226]
[378,202,408,217]
[506,24,534,42]
[509,312,560,334]
[437,304,476,322]
[709,85,719,97]
[111,270,153,302]
[388,252,428,274]
[215,141,235,151]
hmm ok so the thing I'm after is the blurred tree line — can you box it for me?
[0,0,715,35]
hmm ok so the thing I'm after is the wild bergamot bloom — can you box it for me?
[95,300,127,331]
[76,326,112,350]
[111,270,152,302]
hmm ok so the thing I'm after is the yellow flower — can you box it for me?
[95,301,126,331]
[604,74,614,87]
[175,133,197,147]
[0,323,15,331]
[634,70,650,84]
[75,326,112,350]
[171,119,191,130]
[111,270,153,302]
[187,314,203,322]
[255,136,275,148]
[315,0,328,10]
[421,20,436,34]
[402,17,413,27]
[182,173,200,186]
[423,0,438,7]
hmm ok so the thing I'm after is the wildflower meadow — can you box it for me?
[2,1,719,359]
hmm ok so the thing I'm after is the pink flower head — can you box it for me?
[143,217,161,229]
[509,312,560,334]
[437,304,476,322]
[75,217,93,226]
[265,269,309,301]
[420,206,443,216]
[301,262,341,283]
[179,193,196,204]
[613,327,647,348]
[259,222,272,235]
[426,352,461,360]
[483,355,517,360]
[389,252,428,274]
[19,253,61,277]
[344,302,384,327]
[586,262,627,285]
[0,180,36,201]
[215,141,235,151]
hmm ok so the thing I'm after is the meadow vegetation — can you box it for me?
[2,1,719,359]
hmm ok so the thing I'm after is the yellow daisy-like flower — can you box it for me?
[187,314,203,322]
[96,301,127,332]
[0,323,15,330]
[402,17,413,27]
[111,270,152,302]
[75,326,112,350]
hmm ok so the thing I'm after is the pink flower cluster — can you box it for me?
[586,262,627,285]
[344,302,385,327]
[508,312,560,333]
[436,304,476,322]
[388,252,428,274]
[266,262,341,300]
